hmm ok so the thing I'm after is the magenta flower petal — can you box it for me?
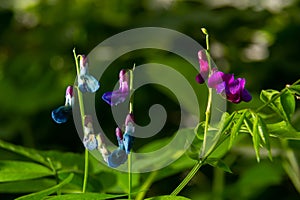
[196,73,205,84]
[208,71,225,88]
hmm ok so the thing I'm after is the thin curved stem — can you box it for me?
[73,49,89,193]
[171,161,203,196]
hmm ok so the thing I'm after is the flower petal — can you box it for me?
[242,89,252,102]
[123,132,134,154]
[107,149,128,168]
[102,90,128,106]
[208,71,225,88]
[78,74,100,93]
[51,105,72,124]
[83,134,98,150]
[195,73,205,84]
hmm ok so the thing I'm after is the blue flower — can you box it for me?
[78,55,100,93]
[107,148,128,168]
[102,69,129,106]
[51,86,73,123]
[123,113,135,154]
[83,134,98,150]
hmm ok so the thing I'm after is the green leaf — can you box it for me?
[145,195,191,200]
[267,121,300,140]
[205,158,232,173]
[257,116,272,161]
[0,140,48,166]
[45,193,127,200]
[280,91,295,121]
[16,173,74,200]
[229,111,246,149]
[187,122,204,160]
[0,178,56,193]
[252,114,261,162]
[0,160,53,182]
[287,84,300,96]
[259,89,295,122]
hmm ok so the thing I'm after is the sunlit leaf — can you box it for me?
[257,116,272,161]
[0,160,53,182]
[229,111,246,149]
[280,91,295,121]
[145,195,191,200]
[0,179,56,193]
[16,173,74,200]
[267,121,300,140]
[252,114,261,162]
[0,140,48,167]
[287,84,300,96]
[45,193,127,200]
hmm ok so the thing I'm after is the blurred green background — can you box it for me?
[0,0,300,199]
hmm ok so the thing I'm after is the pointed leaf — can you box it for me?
[229,111,246,149]
[267,121,300,140]
[16,173,74,200]
[145,196,191,200]
[0,179,56,193]
[280,91,295,121]
[205,158,232,173]
[0,140,48,166]
[287,84,300,96]
[257,116,272,161]
[45,193,127,200]
[0,161,53,182]
[252,114,260,162]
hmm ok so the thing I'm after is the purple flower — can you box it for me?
[208,70,252,103]
[51,86,74,123]
[102,69,129,106]
[196,50,209,84]
[78,55,100,93]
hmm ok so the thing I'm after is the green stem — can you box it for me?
[128,152,132,200]
[82,149,89,193]
[171,160,203,196]
[171,29,212,196]
[73,49,89,193]
[256,79,300,112]
[128,64,135,200]
[135,171,158,200]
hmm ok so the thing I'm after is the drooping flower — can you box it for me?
[82,115,98,150]
[196,50,210,84]
[51,86,74,123]
[115,127,124,150]
[107,148,128,168]
[208,69,252,103]
[123,113,135,154]
[102,69,129,106]
[78,55,100,93]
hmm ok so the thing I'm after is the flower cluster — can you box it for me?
[102,69,129,106]
[196,49,252,103]
[52,54,134,168]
